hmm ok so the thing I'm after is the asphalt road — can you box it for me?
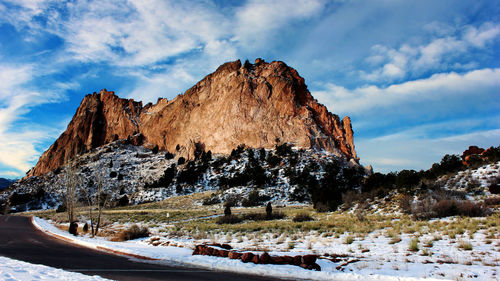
[0,215,281,281]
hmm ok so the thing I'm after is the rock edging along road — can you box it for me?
[0,215,280,281]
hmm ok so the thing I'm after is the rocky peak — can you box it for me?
[27,59,358,177]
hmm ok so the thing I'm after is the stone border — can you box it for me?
[193,244,321,271]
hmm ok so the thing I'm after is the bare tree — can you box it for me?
[63,165,82,225]
[82,163,112,237]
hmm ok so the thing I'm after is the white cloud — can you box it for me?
[0,170,22,178]
[361,22,500,82]
[0,65,65,175]
[357,128,500,173]
[465,22,500,48]
[234,0,324,48]
[314,68,500,116]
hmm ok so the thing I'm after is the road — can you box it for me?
[0,215,280,281]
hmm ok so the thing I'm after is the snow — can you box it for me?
[3,142,359,212]
[33,217,460,281]
[0,256,110,281]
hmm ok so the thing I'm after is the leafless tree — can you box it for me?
[63,165,83,225]
[82,163,112,237]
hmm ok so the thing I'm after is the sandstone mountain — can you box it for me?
[27,59,357,177]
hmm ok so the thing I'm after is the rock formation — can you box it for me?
[27,59,357,177]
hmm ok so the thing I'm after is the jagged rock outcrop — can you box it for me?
[27,59,357,177]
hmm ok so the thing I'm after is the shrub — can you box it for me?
[216,215,242,224]
[224,205,231,216]
[484,196,500,206]
[396,170,421,189]
[165,151,175,160]
[432,199,458,218]
[177,157,186,165]
[458,241,473,251]
[275,143,293,157]
[224,194,240,207]
[488,176,500,194]
[344,236,354,244]
[56,203,67,213]
[69,222,78,236]
[145,164,176,188]
[152,145,159,154]
[266,154,281,167]
[266,202,272,218]
[456,201,489,217]
[241,190,269,207]
[177,161,207,185]
[115,224,150,241]
[117,195,129,207]
[242,211,285,221]
[202,196,221,206]
[408,238,419,252]
[311,163,364,212]
[293,213,313,222]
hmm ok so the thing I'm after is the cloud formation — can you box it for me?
[0,0,498,177]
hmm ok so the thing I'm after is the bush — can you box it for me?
[56,203,67,213]
[202,196,221,206]
[177,157,186,165]
[408,238,419,252]
[456,201,490,217]
[275,143,293,157]
[412,198,490,219]
[242,211,285,221]
[266,202,272,218]
[117,195,129,207]
[396,170,421,189]
[145,164,176,188]
[242,190,269,207]
[488,176,500,194]
[69,222,78,236]
[432,199,458,218]
[224,194,240,207]
[216,215,242,224]
[266,154,281,167]
[311,163,363,212]
[152,145,159,154]
[484,196,500,206]
[115,224,150,241]
[177,161,207,185]
[83,223,89,233]
[224,205,231,216]
[165,151,175,160]
[293,213,313,222]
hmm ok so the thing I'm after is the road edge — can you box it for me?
[30,216,159,261]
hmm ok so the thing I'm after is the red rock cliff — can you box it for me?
[27,59,357,177]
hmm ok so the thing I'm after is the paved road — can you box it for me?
[0,215,280,281]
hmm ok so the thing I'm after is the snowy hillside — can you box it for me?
[0,140,364,212]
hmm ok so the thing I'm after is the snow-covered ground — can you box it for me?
[33,216,500,281]
[0,256,110,281]
[3,141,359,211]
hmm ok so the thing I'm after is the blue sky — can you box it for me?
[0,0,499,178]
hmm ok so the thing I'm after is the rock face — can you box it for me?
[27,59,357,177]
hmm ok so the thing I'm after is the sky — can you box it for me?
[0,0,499,178]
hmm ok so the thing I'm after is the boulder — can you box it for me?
[241,252,255,263]
[260,252,271,264]
[228,252,242,260]
[302,254,318,265]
